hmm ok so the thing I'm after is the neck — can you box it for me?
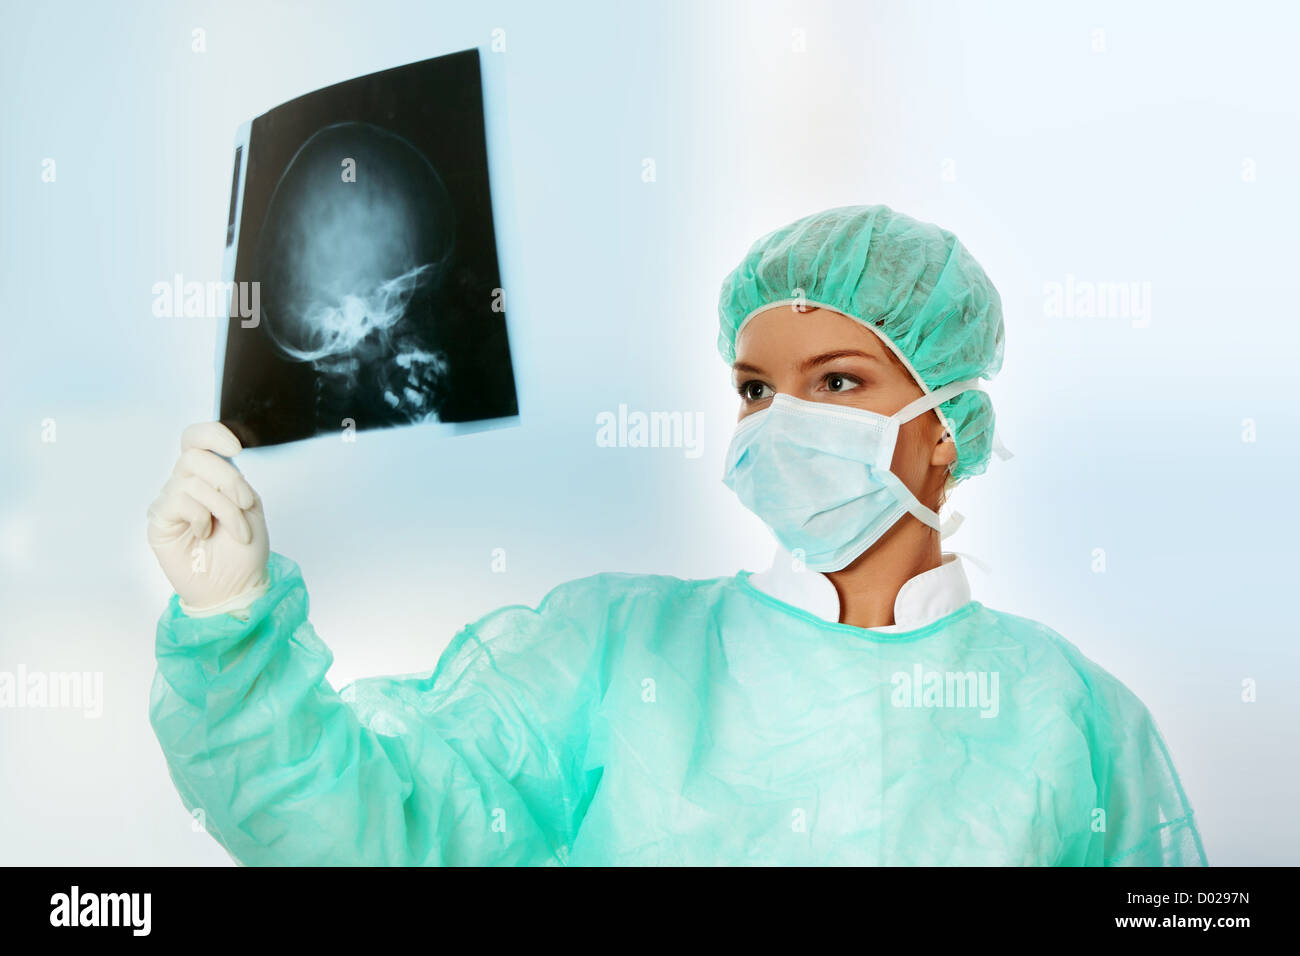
[825,516,943,628]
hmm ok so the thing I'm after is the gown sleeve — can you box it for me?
[148,551,610,866]
[1088,674,1208,867]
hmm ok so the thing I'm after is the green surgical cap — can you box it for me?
[717,205,1005,482]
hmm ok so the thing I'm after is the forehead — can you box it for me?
[734,306,887,360]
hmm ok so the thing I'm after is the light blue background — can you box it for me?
[1,0,1294,864]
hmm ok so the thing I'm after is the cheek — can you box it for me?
[887,421,933,484]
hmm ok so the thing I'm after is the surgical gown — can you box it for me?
[149,552,1207,866]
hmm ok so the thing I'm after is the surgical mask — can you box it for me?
[722,379,979,572]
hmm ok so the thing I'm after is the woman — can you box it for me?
[146,205,1207,866]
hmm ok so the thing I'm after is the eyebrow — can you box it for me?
[799,350,882,372]
[732,350,882,377]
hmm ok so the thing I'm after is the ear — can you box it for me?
[930,425,957,470]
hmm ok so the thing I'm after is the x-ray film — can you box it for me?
[217,48,518,447]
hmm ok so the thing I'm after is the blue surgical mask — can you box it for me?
[722,379,978,572]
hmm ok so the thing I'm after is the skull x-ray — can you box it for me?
[218,49,518,446]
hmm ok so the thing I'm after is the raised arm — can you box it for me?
[146,423,607,865]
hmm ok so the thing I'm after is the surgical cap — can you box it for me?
[717,205,1005,482]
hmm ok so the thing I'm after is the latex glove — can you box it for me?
[146,422,270,617]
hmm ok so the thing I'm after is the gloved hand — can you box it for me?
[147,422,270,617]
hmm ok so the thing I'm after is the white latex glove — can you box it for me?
[146,422,270,617]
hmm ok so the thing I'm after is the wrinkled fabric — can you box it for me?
[717,205,1005,481]
[150,552,1206,866]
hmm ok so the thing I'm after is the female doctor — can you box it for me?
[146,205,1207,866]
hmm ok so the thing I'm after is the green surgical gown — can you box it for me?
[149,552,1207,866]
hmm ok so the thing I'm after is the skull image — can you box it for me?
[253,121,456,423]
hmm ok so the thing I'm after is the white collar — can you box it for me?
[746,548,972,632]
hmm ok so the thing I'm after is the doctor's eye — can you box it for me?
[821,372,864,393]
[737,380,774,403]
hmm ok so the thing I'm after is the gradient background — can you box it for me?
[1,0,1294,865]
